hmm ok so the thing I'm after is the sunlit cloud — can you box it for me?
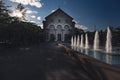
[73,20,78,23]
[37,16,41,20]
[9,9,25,19]
[75,24,88,30]
[30,20,35,23]
[40,24,43,29]
[51,9,56,13]
[31,15,36,18]
[26,10,38,14]
[10,0,43,8]
[9,7,39,22]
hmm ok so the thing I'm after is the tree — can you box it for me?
[0,0,11,23]
[15,3,27,21]
[0,1,44,48]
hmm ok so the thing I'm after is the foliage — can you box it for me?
[15,3,27,21]
[0,1,11,23]
[0,1,44,48]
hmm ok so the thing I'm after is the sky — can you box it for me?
[4,0,120,31]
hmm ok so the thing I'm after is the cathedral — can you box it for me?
[43,8,75,42]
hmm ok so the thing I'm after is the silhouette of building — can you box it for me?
[43,8,75,42]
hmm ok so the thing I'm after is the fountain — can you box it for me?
[71,36,73,47]
[76,35,80,47]
[73,35,77,47]
[94,31,99,51]
[85,49,89,55]
[71,36,74,49]
[106,27,112,53]
[80,34,84,48]
[85,33,89,49]
[76,35,80,51]
[69,27,120,65]
[106,54,112,64]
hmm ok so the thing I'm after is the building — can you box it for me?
[43,8,75,42]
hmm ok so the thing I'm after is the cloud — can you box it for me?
[37,16,41,20]
[40,24,43,29]
[10,0,43,8]
[51,9,56,13]
[30,20,35,23]
[26,10,38,14]
[9,9,25,19]
[31,15,36,18]
[75,24,88,30]
[73,20,78,23]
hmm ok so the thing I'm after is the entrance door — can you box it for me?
[58,34,61,41]
[50,34,55,41]
[65,34,68,41]
[65,34,70,41]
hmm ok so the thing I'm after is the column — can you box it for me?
[63,33,65,41]
[55,29,58,41]
[61,29,65,41]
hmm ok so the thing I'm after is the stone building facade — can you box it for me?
[43,8,75,41]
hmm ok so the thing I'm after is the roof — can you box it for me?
[45,8,73,20]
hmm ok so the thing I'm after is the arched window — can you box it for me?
[49,25,55,29]
[64,25,69,29]
[57,25,62,29]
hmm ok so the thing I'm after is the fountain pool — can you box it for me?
[75,48,120,65]
[70,27,120,65]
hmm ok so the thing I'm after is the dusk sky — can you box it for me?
[4,0,120,31]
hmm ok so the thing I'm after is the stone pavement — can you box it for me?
[0,43,120,80]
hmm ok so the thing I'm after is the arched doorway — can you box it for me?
[58,34,61,41]
[65,34,69,41]
[64,25,69,29]
[49,25,55,41]
[50,34,55,41]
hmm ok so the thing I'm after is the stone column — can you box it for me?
[55,29,58,41]
[63,33,65,41]
[61,29,65,41]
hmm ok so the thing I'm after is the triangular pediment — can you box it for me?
[45,8,73,20]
